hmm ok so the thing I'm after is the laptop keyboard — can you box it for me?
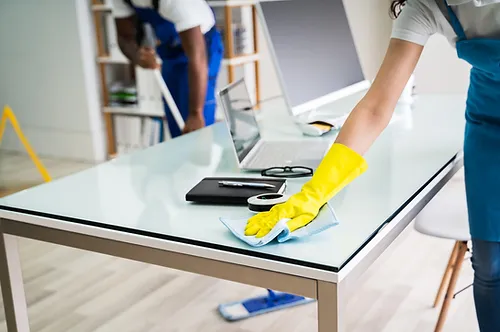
[249,141,330,169]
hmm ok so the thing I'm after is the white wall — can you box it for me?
[0,0,105,162]
[345,0,470,94]
[256,19,283,103]
[344,0,393,81]
[414,34,470,94]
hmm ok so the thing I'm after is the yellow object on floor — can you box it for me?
[245,143,367,238]
[0,105,51,183]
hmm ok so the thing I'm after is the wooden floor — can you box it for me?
[0,151,478,331]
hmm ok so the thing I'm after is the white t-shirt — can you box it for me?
[112,0,215,34]
[391,0,500,46]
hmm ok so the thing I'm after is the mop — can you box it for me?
[142,24,185,131]
[218,289,314,321]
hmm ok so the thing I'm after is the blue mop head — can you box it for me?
[218,289,314,321]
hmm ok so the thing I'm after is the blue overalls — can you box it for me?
[444,2,500,241]
[131,5,223,138]
[445,2,500,330]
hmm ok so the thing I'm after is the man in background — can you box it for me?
[112,0,223,138]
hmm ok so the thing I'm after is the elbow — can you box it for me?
[357,96,395,131]
[367,106,394,130]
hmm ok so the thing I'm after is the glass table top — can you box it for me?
[0,93,466,272]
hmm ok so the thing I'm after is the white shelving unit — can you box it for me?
[222,53,260,66]
[103,107,163,117]
[91,4,112,11]
[91,0,166,157]
[209,0,261,104]
[91,0,261,158]
[97,56,128,64]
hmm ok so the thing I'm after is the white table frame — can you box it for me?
[0,154,462,332]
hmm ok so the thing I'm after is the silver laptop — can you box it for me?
[218,78,331,171]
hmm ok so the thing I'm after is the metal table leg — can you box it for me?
[318,280,345,332]
[0,228,30,332]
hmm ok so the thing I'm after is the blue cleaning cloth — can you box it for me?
[219,204,339,247]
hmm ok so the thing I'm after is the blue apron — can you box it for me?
[131,5,223,138]
[444,1,500,241]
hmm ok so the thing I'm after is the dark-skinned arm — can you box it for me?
[115,17,140,64]
[179,26,208,133]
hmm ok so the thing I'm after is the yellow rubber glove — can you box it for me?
[245,143,368,238]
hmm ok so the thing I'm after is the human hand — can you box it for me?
[182,113,205,134]
[137,47,160,69]
[245,192,322,238]
[244,143,368,238]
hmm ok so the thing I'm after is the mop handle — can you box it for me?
[153,69,185,129]
[142,24,185,131]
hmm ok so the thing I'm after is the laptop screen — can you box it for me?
[218,79,261,163]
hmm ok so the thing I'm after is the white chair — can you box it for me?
[414,172,471,332]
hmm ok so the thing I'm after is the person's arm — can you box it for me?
[178,26,209,134]
[245,39,424,238]
[154,0,215,133]
[245,0,437,238]
[335,38,424,154]
[115,17,159,69]
[115,17,139,64]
